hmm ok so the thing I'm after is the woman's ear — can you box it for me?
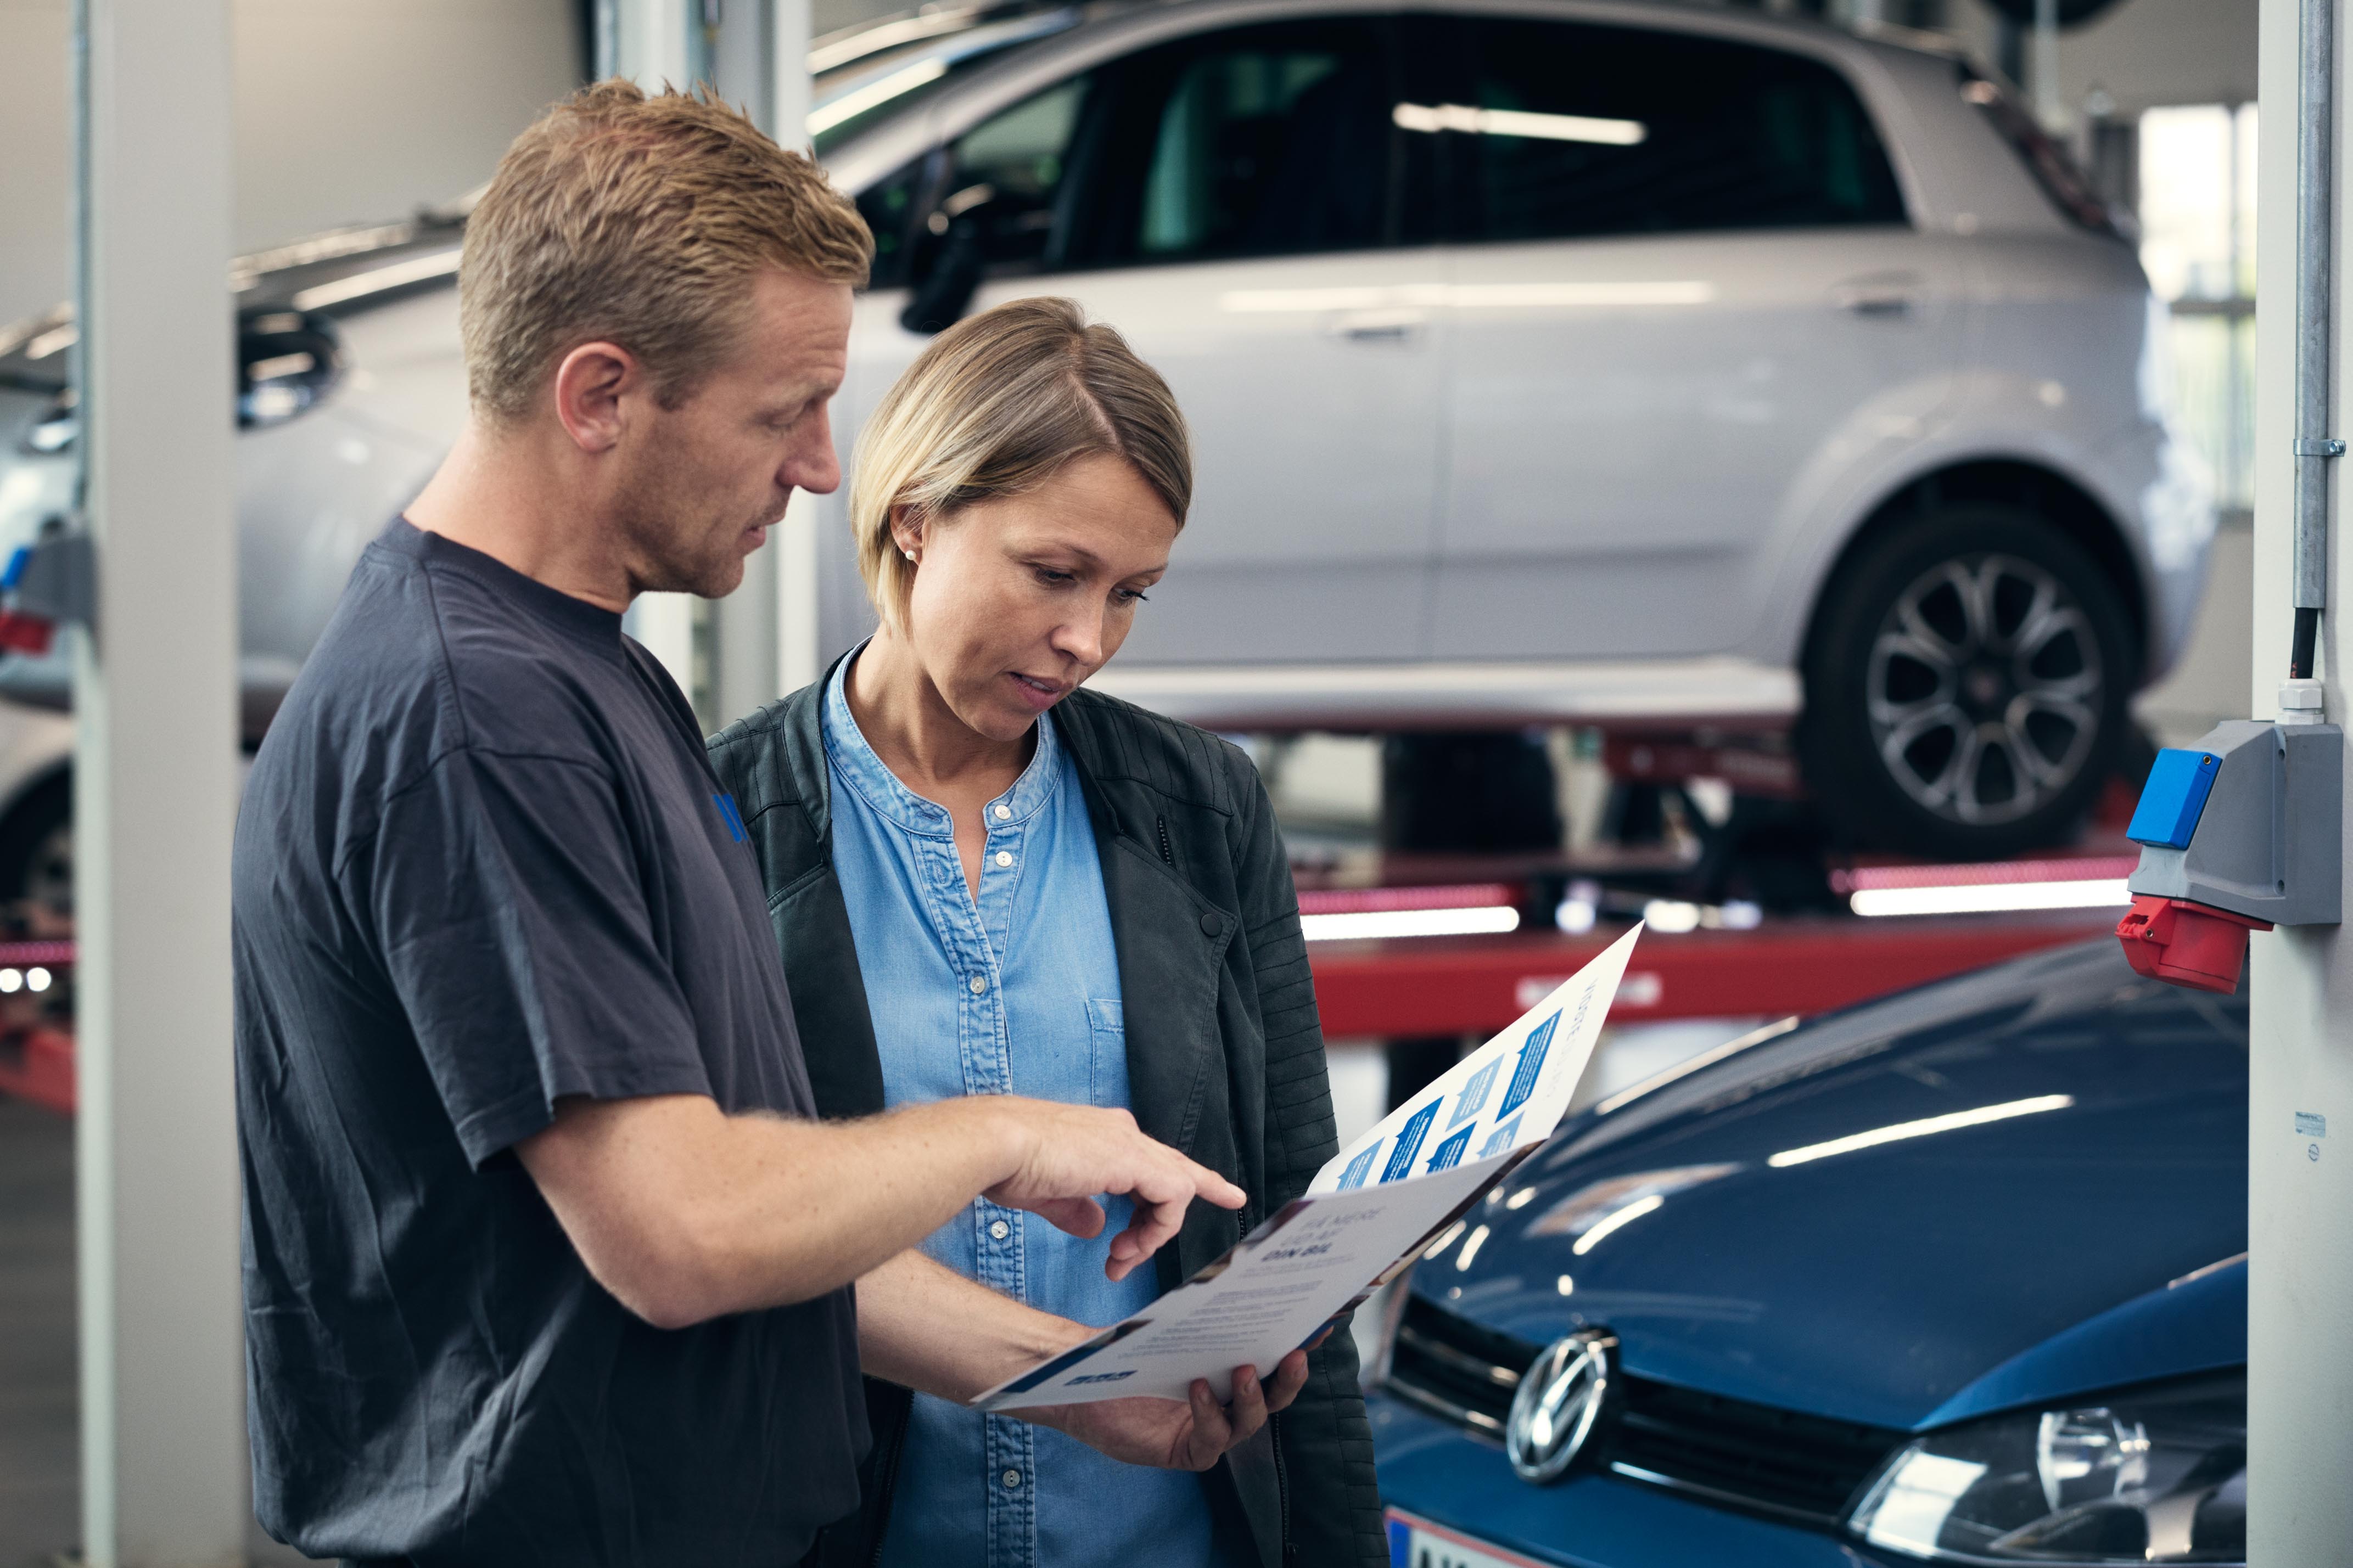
[888,504,925,565]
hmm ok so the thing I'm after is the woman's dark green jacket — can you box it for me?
[707,671,1385,1568]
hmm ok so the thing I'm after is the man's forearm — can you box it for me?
[521,1087,1237,1329]
[522,1093,1027,1327]
[855,1250,1086,1402]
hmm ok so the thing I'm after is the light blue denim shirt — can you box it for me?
[822,653,1228,1568]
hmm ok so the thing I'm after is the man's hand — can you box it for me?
[1027,1351,1312,1470]
[978,1100,1245,1280]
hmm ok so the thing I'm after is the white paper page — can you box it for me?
[972,925,1645,1411]
[977,1154,1505,1410]
[1307,924,1644,1194]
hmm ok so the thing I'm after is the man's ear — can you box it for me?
[551,340,642,454]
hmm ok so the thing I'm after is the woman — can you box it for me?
[708,297,1383,1568]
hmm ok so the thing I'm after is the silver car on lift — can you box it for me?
[0,0,2211,908]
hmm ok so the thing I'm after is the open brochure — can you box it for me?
[973,924,1645,1412]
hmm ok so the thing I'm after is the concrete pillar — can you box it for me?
[72,0,246,1562]
[2250,0,2353,1560]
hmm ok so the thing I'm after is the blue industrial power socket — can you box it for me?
[2126,748,2222,850]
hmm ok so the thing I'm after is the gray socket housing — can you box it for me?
[2127,719,2343,926]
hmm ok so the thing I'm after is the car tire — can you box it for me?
[1799,505,2134,860]
[0,771,72,927]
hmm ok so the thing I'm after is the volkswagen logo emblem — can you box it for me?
[1505,1328,1618,1484]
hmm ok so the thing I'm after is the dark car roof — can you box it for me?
[1422,939,2247,1430]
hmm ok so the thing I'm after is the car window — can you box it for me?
[860,72,1092,291]
[1449,18,1907,243]
[1957,66,2124,238]
[1068,19,1398,268]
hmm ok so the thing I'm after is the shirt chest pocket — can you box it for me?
[1086,998,1129,1111]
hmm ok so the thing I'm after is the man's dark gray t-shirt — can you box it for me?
[234,519,865,1565]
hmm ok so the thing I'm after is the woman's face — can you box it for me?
[894,452,1178,743]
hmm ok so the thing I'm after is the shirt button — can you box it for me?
[1002,1468,1023,1489]
[1199,911,1222,935]
[968,974,988,994]
[989,1219,1010,1240]
[994,850,1013,868]
[993,803,1012,820]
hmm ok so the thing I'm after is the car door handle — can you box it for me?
[1830,275,1922,318]
[1330,308,1427,342]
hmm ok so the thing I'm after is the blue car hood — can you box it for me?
[1420,940,2247,1431]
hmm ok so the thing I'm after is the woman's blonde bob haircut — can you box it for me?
[851,297,1191,632]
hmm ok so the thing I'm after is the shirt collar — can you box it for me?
[822,643,1062,839]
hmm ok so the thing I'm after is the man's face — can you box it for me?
[612,269,851,598]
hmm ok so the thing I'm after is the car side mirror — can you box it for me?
[900,197,990,335]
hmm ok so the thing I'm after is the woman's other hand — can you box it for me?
[1029,1352,1312,1470]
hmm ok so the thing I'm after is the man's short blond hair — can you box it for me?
[851,297,1192,634]
[461,78,872,424]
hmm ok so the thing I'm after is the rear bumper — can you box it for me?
[1371,1393,1894,1568]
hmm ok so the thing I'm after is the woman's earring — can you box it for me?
[904,549,917,563]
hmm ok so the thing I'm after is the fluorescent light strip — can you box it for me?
[1571,1194,1663,1255]
[1393,102,1647,146]
[808,58,948,134]
[1848,879,2131,918]
[291,250,463,311]
[1767,1094,2075,1169]
[1299,905,1521,942]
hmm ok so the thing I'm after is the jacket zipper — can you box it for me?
[1270,1410,1293,1561]
[1155,813,1174,866]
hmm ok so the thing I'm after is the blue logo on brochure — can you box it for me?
[712,793,749,844]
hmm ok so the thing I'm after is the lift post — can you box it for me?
[2250,0,2353,1558]
[71,0,246,1561]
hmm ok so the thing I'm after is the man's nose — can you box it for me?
[782,412,841,496]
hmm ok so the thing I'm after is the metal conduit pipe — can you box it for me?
[2292,0,2338,682]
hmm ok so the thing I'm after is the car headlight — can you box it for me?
[1847,1372,2243,1565]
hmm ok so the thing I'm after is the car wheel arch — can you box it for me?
[1800,457,2149,694]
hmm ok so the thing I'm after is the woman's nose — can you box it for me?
[1051,610,1105,667]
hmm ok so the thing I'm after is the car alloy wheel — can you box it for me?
[1866,552,2104,828]
[1799,503,2135,859]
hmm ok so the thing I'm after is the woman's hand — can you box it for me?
[1026,1351,1312,1470]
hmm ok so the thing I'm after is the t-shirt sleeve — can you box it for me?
[360,746,713,1166]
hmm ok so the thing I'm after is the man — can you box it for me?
[234,81,1303,1567]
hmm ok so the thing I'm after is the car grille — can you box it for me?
[1382,1294,1902,1528]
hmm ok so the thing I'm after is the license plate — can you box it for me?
[1386,1508,1552,1568]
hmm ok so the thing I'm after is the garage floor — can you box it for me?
[0,1098,311,1568]
[0,1098,72,1568]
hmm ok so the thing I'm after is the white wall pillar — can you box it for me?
[610,0,819,721]
[608,0,705,699]
[72,0,246,1562]
[2250,0,2353,1561]
[711,0,820,723]
[771,0,823,704]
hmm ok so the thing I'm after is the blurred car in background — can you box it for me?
[0,0,2214,914]
[1371,938,2247,1567]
